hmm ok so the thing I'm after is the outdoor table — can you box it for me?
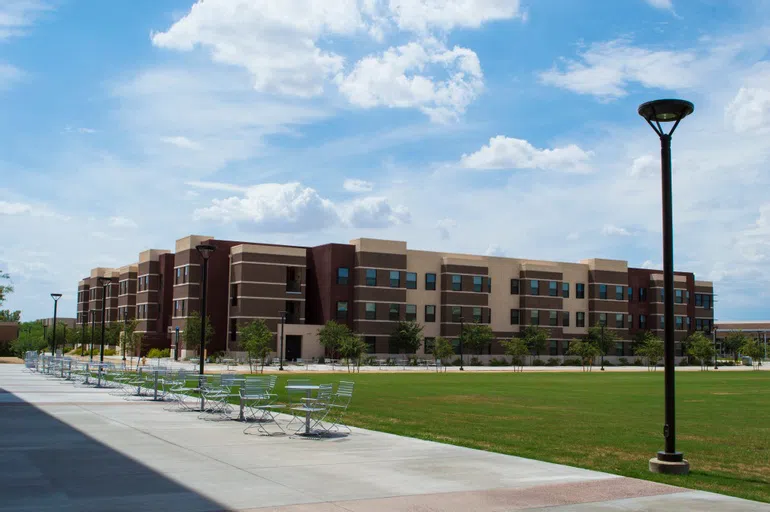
[285,384,320,435]
[137,367,167,401]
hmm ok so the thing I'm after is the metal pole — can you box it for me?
[80,320,85,357]
[175,327,179,361]
[200,257,208,376]
[713,328,718,370]
[659,133,681,461]
[90,313,95,362]
[600,322,605,371]
[51,299,59,356]
[459,317,465,371]
[279,311,285,371]
[100,283,107,363]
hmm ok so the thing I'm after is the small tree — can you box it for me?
[500,337,529,372]
[240,319,273,373]
[567,339,599,372]
[638,335,664,371]
[723,331,748,361]
[105,322,123,349]
[317,321,352,365]
[339,334,368,373]
[432,336,455,373]
[183,311,215,357]
[389,321,423,355]
[462,323,495,356]
[586,323,617,371]
[522,325,549,363]
[0,309,21,322]
[120,319,139,362]
[740,338,763,370]
[685,331,715,371]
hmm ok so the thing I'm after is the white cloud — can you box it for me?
[484,244,505,256]
[601,224,631,237]
[160,135,201,150]
[724,64,770,134]
[187,181,247,192]
[646,0,673,10]
[629,155,658,177]
[539,39,701,99]
[436,218,457,240]
[64,125,96,134]
[641,260,658,269]
[0,0,50,40]
[460,136,593,172]
[344,196,411,228]
[343,179,374,193]
[387,0,522,32]
[337,39,484,122]
[108,216,138,229]
[0,201,62,218]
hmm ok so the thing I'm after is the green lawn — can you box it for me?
[269,371,770,503]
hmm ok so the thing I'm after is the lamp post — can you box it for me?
[279,311,286,371]
[80,316,86,357]
[600,322,606,371]
[713,325,719,370]
[122,308,128,363]
[97,276,112,364]
[196,244,216,377]
[50,293,62,356]
[639,98,694,476]
[459,316,465,371]
[90,311,95,362]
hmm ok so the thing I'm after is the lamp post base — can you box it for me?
[649,453,689,475]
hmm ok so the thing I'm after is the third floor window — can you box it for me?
[336,267,349,285]
[366,269,377,286]
[576,283,585,299]
[473,276,483,292]
[425,273,436,290]
[406,272,417,289]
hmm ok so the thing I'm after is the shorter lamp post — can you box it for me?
[80,317,86,357]
[122,308,128,362]
[459,316,465,371]
[50,293,62,356]
[196,243,216,411]
[96,276,112,386]
[713,325,719,370]
[279,311,286,371]
[89,312,95,362]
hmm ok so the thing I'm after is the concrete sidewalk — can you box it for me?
[0,365,767,511]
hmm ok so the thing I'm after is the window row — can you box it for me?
[694,293,712,309]
[137,275,150,292]
[173,299,187,318]
[338,268,438,290]
[695,318,713,332]
[511,279,586,299]
[339,302,439,322]
[174,266,190,285]
[136,304,149,319]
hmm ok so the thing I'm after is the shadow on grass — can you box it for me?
[0,388,227,511]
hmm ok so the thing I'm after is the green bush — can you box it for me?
[317,356,325,364]
[618,357,629,366]
[489,357,509,366]
[633,358,644,366]
[603,361,614,367]
[147,348,171,359]
[451,358,463,366]
[546,358,560,366]
[561,358,581,366]
[469,357,483,366]
[532,359,545,366]
[510,356,524,367]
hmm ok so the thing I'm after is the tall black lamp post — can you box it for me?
[50,293,62,356]
[459,316,465,371]
[196,244,216,376]
[122,308,128,363]
[713,325,719,370]
[80,316,86,357]
[279,311,286,371]
[639,98,694,475]
[97,276,112,363]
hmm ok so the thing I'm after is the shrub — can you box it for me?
[603,361,614,367]
[147,348,171,359]
[489,357,509,366]
[679,359,690,366]
[510,356,524,367]
[451,358,463,366]
[633,358,644,366]
[562,358,581,366]
[546,358,560,366]
[618,357,629,366]
[470,357,483,366]
[532,359,545,366]
[317,356,325,364]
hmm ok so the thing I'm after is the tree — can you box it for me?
[462,323,495,356]
[182,311,215,356]
[723,331,748,361]
[637,335,664,371]
[522,325,549,363]
[585,323,617,371]
[105,322,123,349]
[685,331,715,371]
[120,319,139,361]
[500,337,529,372]
[317,321,352,364]
[567,339,599,372]
[740,337,764,370]
[431,337,455,373]
[339,334,368,373]
[389,321,423,355]
[240,319,273,373]
[0,271,20,323]
[10,321,47,357]
[0,310,20,322]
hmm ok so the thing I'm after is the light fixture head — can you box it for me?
[196,243,217,260]
[51,293,62,301]
[97,276,112,286]
[638,99,694,123]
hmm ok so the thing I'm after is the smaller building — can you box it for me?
[0,322,20,355]
[40,318,77,329]
[715,321,769,358]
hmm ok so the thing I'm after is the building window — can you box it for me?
[660,316,665,328]
[473,276,483,292]
[686,316,691,329]
[686,291,690,304]
[425,273,436,290]
[511,279,520,294]
[695,293,702,307]
[231,284,238,306]
[405,272,417,289]
[615,313,624,328]
[389,304,400,321]
[576,312,585,327]
[576,283,585,299]
[451,306,462,323]
[365,269,377,286]
[175,268,181,284]
[675,316,684,330]
[562,282,569,298]
[530,280,539,295]
[627,314,633,328]
[229,319,237,342]
[640,314,647,329]
[549,311,558,326]
[389,271,400,288]
[599,284,607,300]
[364,336,376,353]
[627,286,633,300]
[365,303,376,320]
[180,300,185,317]
[531,310,539,325]
[562,311,569,327]
[550,340,558,356]
[599,313,607,326]
[471,307,482,323]
[488,277,491,293]
[425,305,436,322]
[184,266,189,283]
[549,281,558,297]
[451,275,462,291]
[336,301,348,320]
[173,300,178,317]
[286,267,301,293]
[639,287,647,301]
[615,285,624,300]
[703,294,711,309]
[616,342,625,357]
[405,304,417,322]
[675,289,683,304]
[510,309,520,325]
[424,337,436,353]
[660,289,665,302]
[336,267,349,285]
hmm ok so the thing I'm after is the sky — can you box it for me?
[1,0,769,322]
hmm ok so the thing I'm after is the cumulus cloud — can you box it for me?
[193,182,408,232]
[343,179,374,193]
[0,201,61,218]
[0,0,51,40]
[646,0,673,10]
[160,135,201,150]
[460,136,592,172]
[629,155,658,177]
[108,216,138,229]
[601,224,631,237]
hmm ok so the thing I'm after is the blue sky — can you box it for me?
[2,0,769,322]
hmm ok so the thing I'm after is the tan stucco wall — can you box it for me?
[175,235,214,253]
[580,258,628,272]
[139,249,170,263]
[231,244,306,258]
[487,257,522,334]
[284,323,325,359]
[560,263,590,337]
[350,238,407,255]
[405,250,443,342]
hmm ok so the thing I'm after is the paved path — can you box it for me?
[0,365,767,511]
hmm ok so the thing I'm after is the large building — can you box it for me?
[75,235,715,361]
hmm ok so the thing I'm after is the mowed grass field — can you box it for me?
[275,371,770,503]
